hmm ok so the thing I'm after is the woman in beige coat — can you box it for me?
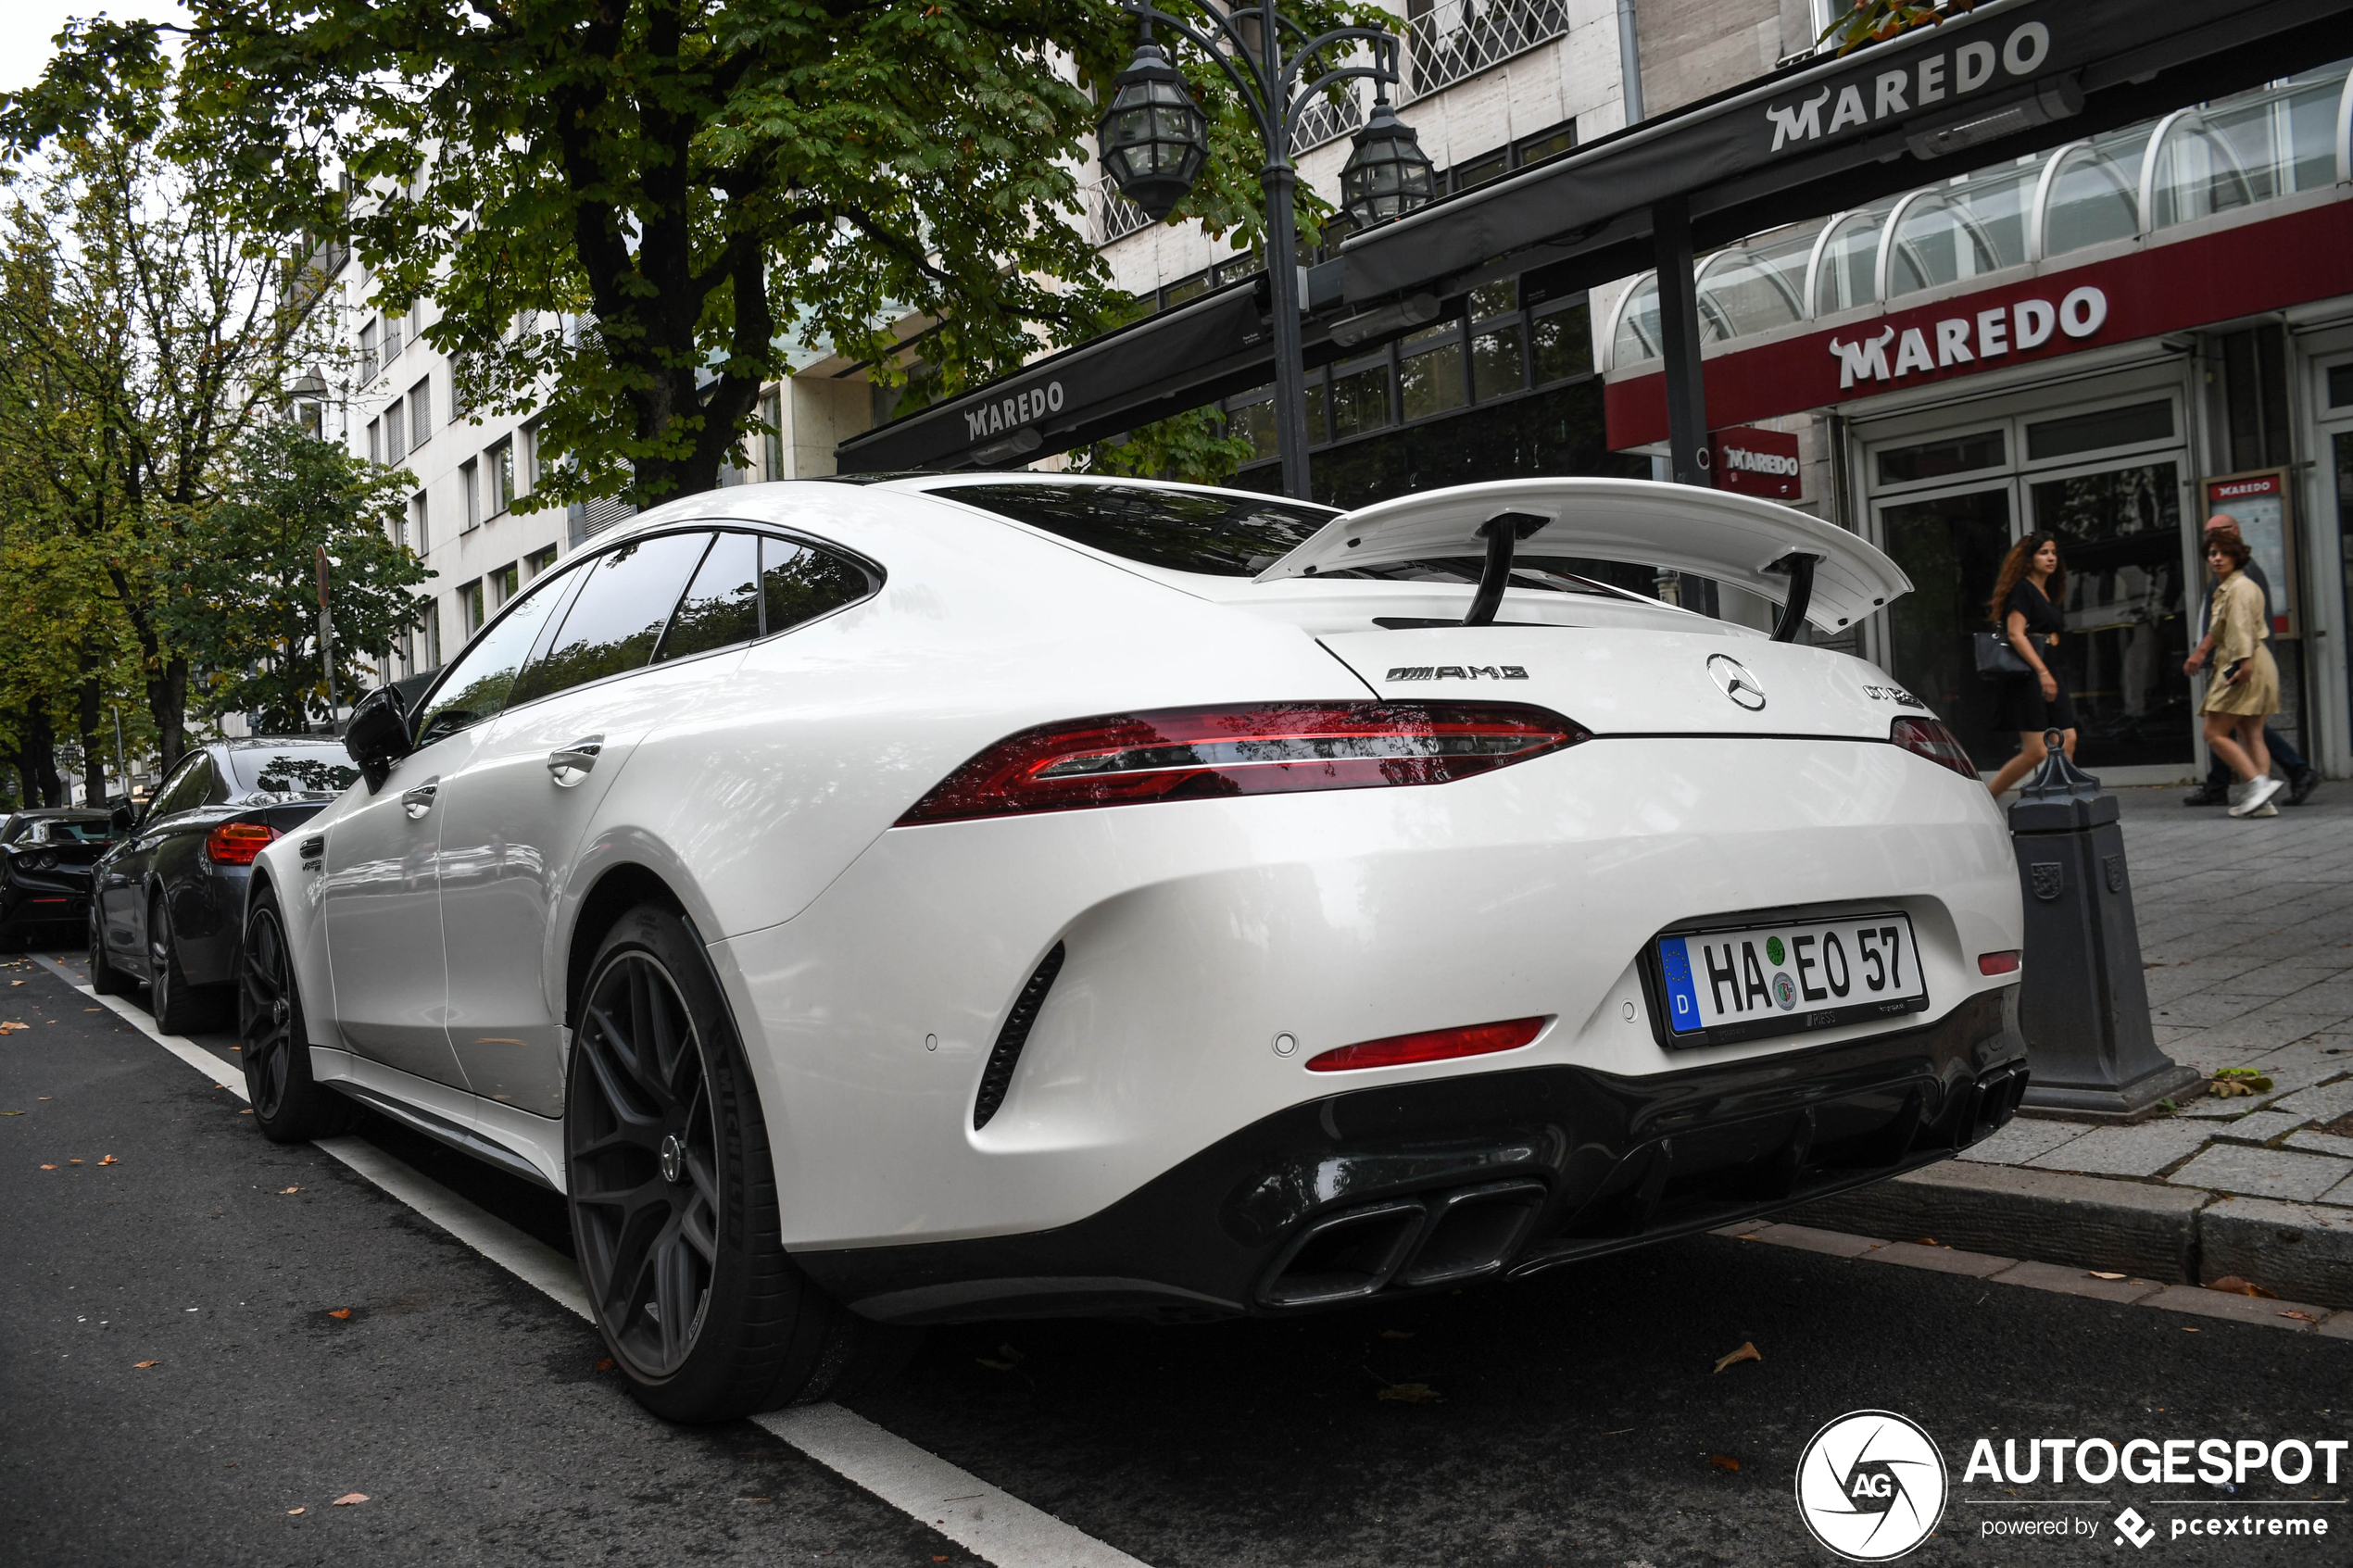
[2201,531,2284,818]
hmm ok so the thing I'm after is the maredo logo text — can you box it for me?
[1829,287,2108,390]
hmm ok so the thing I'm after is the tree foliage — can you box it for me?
[170,420,430,734]
[7,0,1384,509]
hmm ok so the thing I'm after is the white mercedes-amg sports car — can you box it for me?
[236,473,2027,1422]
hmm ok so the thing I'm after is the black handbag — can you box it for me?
[1973,631,2032,679]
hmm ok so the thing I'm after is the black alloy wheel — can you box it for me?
[87,900,130,996]
[145,891,220,1035]
[564,903,919,1423]
[570,947,724,1379]
[236,888,353,1141]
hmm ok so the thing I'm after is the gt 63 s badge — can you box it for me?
[1795,1410,1948,1562]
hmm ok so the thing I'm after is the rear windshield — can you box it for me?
[232,747,362,797]
[26,817,119,844]
[941,483,1335,576]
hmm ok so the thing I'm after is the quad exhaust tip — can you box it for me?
[1256,1179,1549,1308]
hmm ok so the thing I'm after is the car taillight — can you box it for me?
[1979,950,2021,976]
[1305,1017,1547,1073]
[205,822,280,866]
[897,703,1590,825]
[1890,716,1978,779]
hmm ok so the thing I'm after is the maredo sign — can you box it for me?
[1605,199,2353,449]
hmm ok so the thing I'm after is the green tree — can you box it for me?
[9,0,1381,509]
[170,420,429,734]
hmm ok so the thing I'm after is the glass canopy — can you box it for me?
[1605,61,2353,371]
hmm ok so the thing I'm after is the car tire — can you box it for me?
[146,891,226,1035]
[565,902,918,1424]
[236,884,357,1143]
[88,902,132,996]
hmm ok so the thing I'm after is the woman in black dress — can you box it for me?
[1984,532,2078,796]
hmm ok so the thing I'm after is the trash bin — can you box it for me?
[2008,730,2202,1121]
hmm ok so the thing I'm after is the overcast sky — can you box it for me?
[0,4,193,97]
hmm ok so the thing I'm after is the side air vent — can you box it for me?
[973,942,1065,1130]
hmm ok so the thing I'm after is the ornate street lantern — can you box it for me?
[1098,42,1209,222]
[1339,96,1436,229]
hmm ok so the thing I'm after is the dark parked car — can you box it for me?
[2,809,123,949]
[89,738,360,1032]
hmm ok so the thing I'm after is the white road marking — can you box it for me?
[28,948,1150,1567]
[757,1404,1152,1568]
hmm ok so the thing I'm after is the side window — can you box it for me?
[511,531,711,704]
[655,531,761,663]
[761,538,873,635]
[414,570,575,747]
[146,754,217,822]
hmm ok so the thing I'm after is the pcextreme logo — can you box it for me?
[1796,1411,1948,1562]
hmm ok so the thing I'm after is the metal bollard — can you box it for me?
[2007,730,2202,1121]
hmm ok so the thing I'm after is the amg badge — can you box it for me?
[1387,665,1529,681]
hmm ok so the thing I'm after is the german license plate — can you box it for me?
[1654,913,1929,1047]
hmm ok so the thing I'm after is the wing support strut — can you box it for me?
[1768,551,1818,643]
[1464,512,1553,626]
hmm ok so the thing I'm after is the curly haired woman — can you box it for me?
[2200,530,2284,818]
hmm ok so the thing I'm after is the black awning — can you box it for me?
[1339,0,2353,302]
[835,277,1278,473]
[837,0,2353,475]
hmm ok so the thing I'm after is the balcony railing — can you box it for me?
[1402,0,1569,102]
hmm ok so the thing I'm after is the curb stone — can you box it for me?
[2197,1197,2353,1306]
[1784,1161,2203,1284]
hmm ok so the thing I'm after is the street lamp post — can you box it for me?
[1098,3,1434,502]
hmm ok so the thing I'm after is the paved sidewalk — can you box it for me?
[1795,778,2353,1305]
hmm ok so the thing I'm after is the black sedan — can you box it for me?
[2,809,123,949]
[89,738,359,1033]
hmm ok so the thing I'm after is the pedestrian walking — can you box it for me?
[2182,515,2319,806]
[2197,530,2284,818]
[1984,533,2077,797]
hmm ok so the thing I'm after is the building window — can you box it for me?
[459,458,480,532]
[384,311,403,360]
[366,418,383,465]
[523,544,559,580]
[410,492,430,555]
[359,320,378,383]
[1530,300,1593,384]
[384,401,405,461]
[1399,322,1467,421]
[486,438,514,514]
[521,421,542,489]
[409,377,432,445]
[459,578,485,636]
[761,387,785,480]
[490,561,520,606]
[423,601,443,669]
[449,352,472,421]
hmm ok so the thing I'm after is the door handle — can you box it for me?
[402,780,439,820]
[547,736,604,785]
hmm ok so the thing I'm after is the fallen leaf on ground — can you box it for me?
[2281,1311,2321,1323]
[327,1308,353,1321]
[1709,1453,1741,1471]
[279,1186,303,1195]
[1,1110,19,1116]
[1377,1383,1443,1403]
[38,1164,55,1170]
[1912,1237,1942,1247]
[1715,1341,1763,1374]
[133,1361,159,1369]
[68,1158,82,1165]
[2183,1326,2199,1333]
[286,1508,304,1515]
[2,1022,32,1033]
[97,1155,117,1166]
[1379,1329,1415,1339]
[239,1109,253,1114]
[595,1359,615,1372]
[2208,1275,2276,1298]
[332,1493,368,1506]
[2088,1272,2127,1280]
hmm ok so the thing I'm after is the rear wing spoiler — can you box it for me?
[1253,478,1909,635]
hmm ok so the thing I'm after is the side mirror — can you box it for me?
[109,804,135,837]
[345,684,416,793]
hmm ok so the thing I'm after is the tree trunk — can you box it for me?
[146,657,189,776]
[79,678,108,807]
[26,709,65,807]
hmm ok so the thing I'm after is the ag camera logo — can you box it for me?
[1796,1411,1948,1562]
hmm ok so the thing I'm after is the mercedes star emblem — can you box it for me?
[1707,654,1767,710]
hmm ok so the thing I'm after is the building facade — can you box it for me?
[1597,59,2353,784]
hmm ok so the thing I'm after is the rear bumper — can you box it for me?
[0,886,88,931]
[795,986,2027,1324]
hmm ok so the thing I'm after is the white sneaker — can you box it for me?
[2229,775,2285,817]
[2249,801,2278,817]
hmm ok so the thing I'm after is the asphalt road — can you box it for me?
[5,951,2348,1567]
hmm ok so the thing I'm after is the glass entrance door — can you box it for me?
[1879,485,2014,769]
[2028,460,2192,768]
